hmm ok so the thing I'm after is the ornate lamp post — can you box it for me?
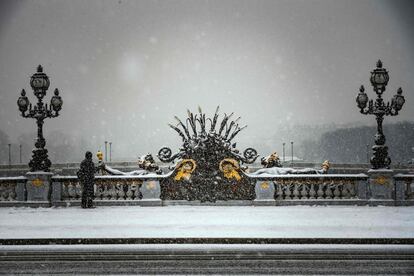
[282,142,285,162]
[17,65,63,172]
[356,60,405,169]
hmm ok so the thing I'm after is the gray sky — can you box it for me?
[0,0,413,159]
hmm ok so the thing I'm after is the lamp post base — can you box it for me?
[29,148,51,172]
[370,145,391,170]
[367,169,394,200]
[26,171,53,202]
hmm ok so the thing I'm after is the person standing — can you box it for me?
[77,151,98,208]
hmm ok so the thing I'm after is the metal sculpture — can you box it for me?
[99,153,162,175]
[158,106,259,202]
[261,152,282,168]
[356,60,405,169]
[17,65,63,171]
[158,106,258,165]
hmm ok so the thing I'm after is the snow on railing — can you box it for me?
[0,176,26,202]
[250,174,368,200]
[394,174,414,201]
[52,174,166,201]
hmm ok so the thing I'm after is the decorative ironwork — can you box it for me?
[158,106,258,202]
[356,60,405,169]
[17,65,63,172]
[158,106,258,165]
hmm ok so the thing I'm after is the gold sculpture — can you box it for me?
[96,151,103,161]
[219,158,241,181]
[174,159,197,181]
[321,160,330,172]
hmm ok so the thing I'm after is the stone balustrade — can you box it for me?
[394,174,414,205]
[251,174,368,205]
[51,175,163,206]
[0,176,26,203]
[0,173,413,207]
[54,176,143,201]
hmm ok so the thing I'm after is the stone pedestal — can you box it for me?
[26,172,53,202]
[140,180,162,206]
[367,169,394,200]
[253,180,275,206]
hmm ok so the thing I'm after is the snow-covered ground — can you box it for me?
[1,206,413,239]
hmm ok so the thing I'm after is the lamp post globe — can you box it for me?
[30,65,50,100]
[370,60,389,95]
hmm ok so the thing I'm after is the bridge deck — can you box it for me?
[1,205,413,240]
[1,206,414,274]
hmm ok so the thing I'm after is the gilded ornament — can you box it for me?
[174,159,197,181]
[219,158,241,181]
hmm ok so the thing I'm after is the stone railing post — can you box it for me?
[140,179,162,206]
[254,180,275,205]
[394,178,405,206]
[16,178,26,201]
[51,179,62,206]
[26,172,53,204]
[357,179,368,200]
[367,169,394,204]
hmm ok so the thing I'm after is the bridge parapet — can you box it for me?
[2,172,412,206]
[394,174,414,205]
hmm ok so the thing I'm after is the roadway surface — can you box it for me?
[1,206,414,275]
[1,244,414,275]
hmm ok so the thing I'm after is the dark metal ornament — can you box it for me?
[356,60,405,169]
[17,65,63,172]
[158,107,258,201]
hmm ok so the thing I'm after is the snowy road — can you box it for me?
[1,205,413,239]
[1,206,414,275]
[0,244,413,275]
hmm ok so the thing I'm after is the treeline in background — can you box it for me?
[0,121,413,165]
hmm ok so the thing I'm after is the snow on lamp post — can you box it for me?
[356,60,405,169]
[17,65,63,172]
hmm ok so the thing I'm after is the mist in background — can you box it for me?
[0,0,413,163]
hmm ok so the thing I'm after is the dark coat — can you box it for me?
[77,158,96,196]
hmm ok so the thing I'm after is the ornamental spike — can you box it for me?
[376,60,382,69]
[174,116,191,139]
